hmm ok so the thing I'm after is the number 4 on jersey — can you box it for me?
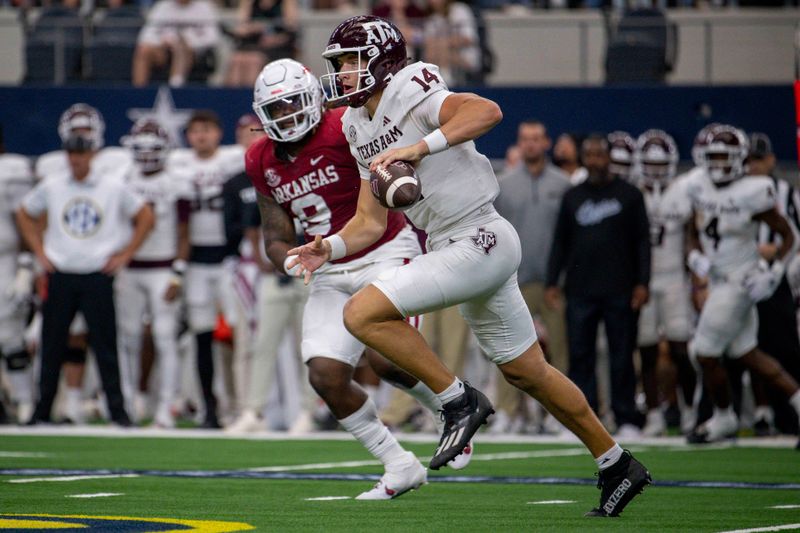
[411,68,440,93]
[704,216,721,250]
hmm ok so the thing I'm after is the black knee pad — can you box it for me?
[5,350,30,371]
[64,347,88,364]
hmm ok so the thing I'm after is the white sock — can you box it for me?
[339,397,409,467]
[7,368,33,403]
[789,390,800,418]
[436,378,464,406]
[405,381,444,432]
[65,387,82,420]
[713,405,735,420]
[754,405,774,423]
[596,443,624,471]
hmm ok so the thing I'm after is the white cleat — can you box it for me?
[447,441,474,470]
[356,453,427,500]
[224,409,264,434]
[153,403,175,429]
[642,409,666,437]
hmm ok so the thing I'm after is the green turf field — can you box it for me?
[1,433,799,532]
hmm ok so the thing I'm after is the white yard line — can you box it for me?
[771,506,800,510]
[527,500,577,505]
[248,448,587,472]
[67,492,124,498]
[718,524,800,533]
[304,496,352,501]
[0,451,51,458]
[8,474,139,484]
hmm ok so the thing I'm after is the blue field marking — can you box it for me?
[2,468,799,490]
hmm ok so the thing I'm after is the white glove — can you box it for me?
[6,253,34,309]
[742,259,784,303]
[687,249,712,279]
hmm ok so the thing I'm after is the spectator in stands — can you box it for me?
[371,0,428,60]
[749,132,800,436]
[545,133,650,438]
[224,0,298,87]
[553,132,587,185]
[132,0,220,87]
[16,134,154,426]
[422,0,481,86]
[494,120,571,432]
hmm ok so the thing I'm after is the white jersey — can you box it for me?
[643,181,688,281]
[342,62,499,237]
[168,145,244,248]
[685,171,777,281]
[125,166,192,261]
[21,171,144,273]
[0,154,34,254]
[35,147,133,182]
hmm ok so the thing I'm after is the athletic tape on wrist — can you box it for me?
[423,128,449,155]
[324,234,347,261]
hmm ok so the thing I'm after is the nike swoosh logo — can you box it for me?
[310,155,324,166]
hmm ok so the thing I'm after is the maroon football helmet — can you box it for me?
[607,131,636,181]
[122,118,170,174]
[321,15,408,108]
[702,124,749,184]
[691,122,720,167]
[635,129,679,187]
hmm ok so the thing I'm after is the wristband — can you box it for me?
[17,252,34,269]
[283,256,301,276]
[171,259,187,275]
[323,234,347,261]
[422,128,449,155]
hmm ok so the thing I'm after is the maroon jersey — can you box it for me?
[245,108,405,264]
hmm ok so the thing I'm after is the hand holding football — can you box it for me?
[369,161,422,210]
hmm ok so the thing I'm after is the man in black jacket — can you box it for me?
[545,133,651,436]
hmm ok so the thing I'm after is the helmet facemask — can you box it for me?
[253,59,323,143]
[321,47,381,108]
[122,119,170,174]
[58,104,105,151]
[635,130,678,188]
[702,126,748,185]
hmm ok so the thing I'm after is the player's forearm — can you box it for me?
[176,222,190,261]
[334,214,385,258]
[15,209,45,257]
[439,97,502,148]
[124,206,155,256]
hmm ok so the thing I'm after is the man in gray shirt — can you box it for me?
[494,119,571,432]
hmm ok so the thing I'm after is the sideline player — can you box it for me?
[0,136,35,423]
[246,59,472,499]
[633,129,696,436]
[116,118,191,428]
[681,124,800,446]
[288,16,651,516]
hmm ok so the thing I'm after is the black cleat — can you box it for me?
[585,450,651,517]
[429,383,493,470]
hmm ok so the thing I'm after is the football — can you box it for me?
[369,161,422,210]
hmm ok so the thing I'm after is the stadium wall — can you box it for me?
[0,84,794,161]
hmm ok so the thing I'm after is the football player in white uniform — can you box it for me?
[288,16,651,516]
[0,145,35,423]
[169,110,245,428]
[633,129,696,436]
[682,124,800,445]
[116,119,191,428]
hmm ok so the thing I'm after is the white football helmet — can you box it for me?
[635,129,679,187]
[702,124,749,184]
[58,103,105,150]
[253,59,323,143]
[121,118,170,174]
[691,123,719,168]
[607,131,636,181]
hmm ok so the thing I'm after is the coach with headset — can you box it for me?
[16,134,154,426]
